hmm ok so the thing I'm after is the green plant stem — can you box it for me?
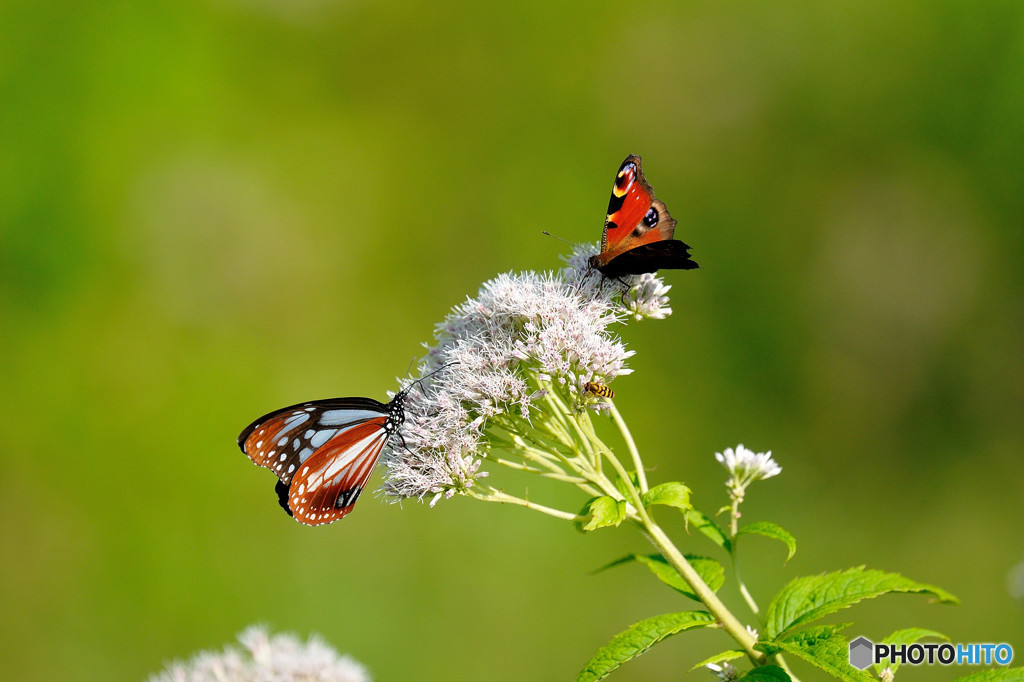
[641,520,763,665]
[470,488,581,522]
[729,493,741,536]
[492,431,584,478]
[544,386,596,458]
[485,380,772,669]
[728,538,801,680]
[597,447,763,665]
[735,570,761,618]
[608,403,648,494]
[495,424,601,484]
[572,404,605,473]
[491,457,592,485]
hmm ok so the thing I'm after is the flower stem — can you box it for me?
[609,403,648,494]
[470,488,582,522]
[597,444,763,665]
[642,519,763,665]
[491,457,592,485]
[734,562,761,618]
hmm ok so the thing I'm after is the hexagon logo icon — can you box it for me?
[849,636,874,670]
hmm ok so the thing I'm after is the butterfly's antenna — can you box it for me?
[406,361,459,394]
[392,363,458,456]
[541,230,576,246]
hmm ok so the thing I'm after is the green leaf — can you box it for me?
[633,554,724,601]
[764,566,959,639]
[740,665,792,681]
[882,627,949,645]
[874,628,949,674]
[686,509,732,553]
[690,649,746,672]
[574,496,626,532]
[684,556,726,598]
[757,623,851,656]
[576,611,715,682]
[642,481,692,511]
[736,521,796,562]
[954,669,1024,681]
[761,625,875,682]
[597,554,725,602]
[614,472,641,501]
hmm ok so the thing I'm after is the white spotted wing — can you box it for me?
[238,396,402,526]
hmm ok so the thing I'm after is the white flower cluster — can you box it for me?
[382,243,674,504]
[621,274,674,320]
[715,444,782,487]
[149,625,369,682]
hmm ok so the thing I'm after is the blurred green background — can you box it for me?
[2,1,1022,680]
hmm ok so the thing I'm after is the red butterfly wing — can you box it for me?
[238,397,397,525]
[590,155,698,276]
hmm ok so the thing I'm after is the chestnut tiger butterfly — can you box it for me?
[237,367,446,526]
[588,155,699,277]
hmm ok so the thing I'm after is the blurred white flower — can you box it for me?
[716,444,780,530]
[716,444,781,488]
[383,243,676,504]
[706,660,740,681]
[149,625,369,682]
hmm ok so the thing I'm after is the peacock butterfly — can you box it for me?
[588,155,698,277]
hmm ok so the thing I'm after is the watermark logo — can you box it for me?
[849,636,1014,670]
[849,637,874,670]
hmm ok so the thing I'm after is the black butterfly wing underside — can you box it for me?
[238,397,393,525]
[595,240,698,277]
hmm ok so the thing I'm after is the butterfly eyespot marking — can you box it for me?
[643,207,659,228]
[615,163,637,194]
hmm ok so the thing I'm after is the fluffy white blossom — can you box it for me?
[149,625,369,682]
[621,273,673,320]
[382,243,676,503]
[716,444,782,486]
